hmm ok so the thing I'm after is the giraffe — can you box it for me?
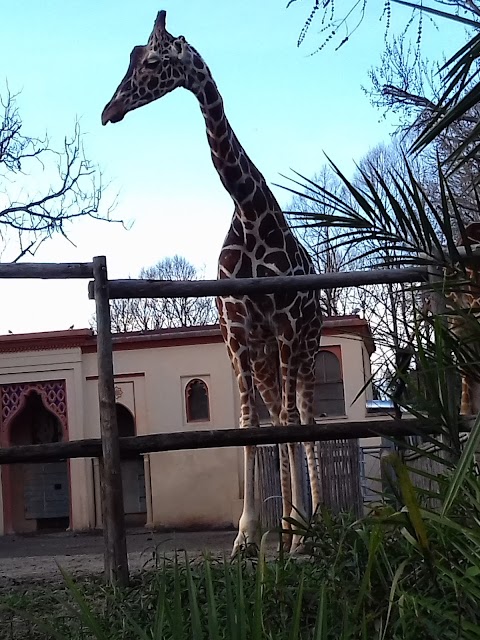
[102,10,322,555]
[445,222,480,416]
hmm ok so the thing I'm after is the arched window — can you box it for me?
[313,350,345,417]
[185,378,210,423]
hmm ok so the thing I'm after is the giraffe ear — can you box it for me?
[172,36,190,62]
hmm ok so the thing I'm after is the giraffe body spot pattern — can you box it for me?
[102,10,323,555]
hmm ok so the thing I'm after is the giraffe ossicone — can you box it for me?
[103,10,323,556]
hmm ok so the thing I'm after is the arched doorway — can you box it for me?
[6,391,69,533]
[116,404,146,526]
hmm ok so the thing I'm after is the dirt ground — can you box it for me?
[0,528,237,590]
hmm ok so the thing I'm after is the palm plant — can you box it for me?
[277,7,480,632]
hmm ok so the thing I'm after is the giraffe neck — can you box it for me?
[187,66,286,226]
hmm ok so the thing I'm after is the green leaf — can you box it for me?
[170,555,184,640]
[185,552,203,640]
[288,569,305,640]
[204,557,220,640]
[313,585,328,640]
[236,559,247,640]
[0,603,70,640]
[382,454,430,555]
[152,570,167,640]
[58,564,109,640]
[443,411,480,515]
[224,555,238,640]
[382,559,408,640]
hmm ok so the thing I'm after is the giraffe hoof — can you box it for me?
[290,543,308,555]
[231,528,259,558]
[289,535,310,556]
[231,539,258,558]
[277,534,293,554]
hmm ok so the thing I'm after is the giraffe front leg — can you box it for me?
[232,444,259,557]
[221,323,260,558]
[278,443,293,552]
[286,442,310,553]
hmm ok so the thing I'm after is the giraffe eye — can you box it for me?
[144,52,162,68]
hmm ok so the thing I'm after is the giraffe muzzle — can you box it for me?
[101,102,126,125]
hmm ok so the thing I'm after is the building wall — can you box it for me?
[0,327,378,535]
[83,342,243,531]
[84,334,378,531]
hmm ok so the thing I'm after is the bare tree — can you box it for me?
[0,90,114,261]
[289,141,429,390]
[366,35,480,226]
[288,0,480,52]
[102,255,218,332]
[351,141,432,387]
[290,0,480,207]
[288,165,368,316]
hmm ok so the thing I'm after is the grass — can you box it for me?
[1,482,480,640]
[2,321,480,639]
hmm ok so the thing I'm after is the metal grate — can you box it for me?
[257,439,363,529]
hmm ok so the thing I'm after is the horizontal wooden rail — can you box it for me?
[87,267,428,300]
[0,261,95,279]
[0,419,442,464]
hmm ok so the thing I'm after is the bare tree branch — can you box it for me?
[93,256,219,332]
[0,89,118,262]
[288,0,480,52]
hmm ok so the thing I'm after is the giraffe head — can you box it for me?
[102,10,202,125]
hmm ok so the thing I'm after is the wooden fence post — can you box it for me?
[93,255,129,586]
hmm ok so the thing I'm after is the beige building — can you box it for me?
[0,316,380,536]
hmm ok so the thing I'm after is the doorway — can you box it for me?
[8,392,69,533]
[116,403,147,526]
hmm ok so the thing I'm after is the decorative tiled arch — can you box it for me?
[0,380,68,440]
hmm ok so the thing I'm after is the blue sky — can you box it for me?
[0,0,466,333]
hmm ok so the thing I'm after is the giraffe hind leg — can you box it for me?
[252,349,293,552]
[279,357,322,556]
[278,341,310,554]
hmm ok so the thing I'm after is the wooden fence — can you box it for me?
[316,440,363,517]
[402,436,466,510]
[404,447,447,510]
[257,445,283,530]
[0,256,466,585]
